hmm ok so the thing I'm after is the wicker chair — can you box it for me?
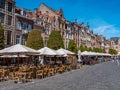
[2,69,9,80]
[0,71,3,81]
[48,68,55,76]
[14,72,20,81]
[9,72,15,80]
[36,70,43,79]
[27,71,34,80]
[43,68,48,78]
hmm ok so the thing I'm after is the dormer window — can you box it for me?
[23,11,27,16]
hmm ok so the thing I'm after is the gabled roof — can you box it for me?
[40,3,63,16]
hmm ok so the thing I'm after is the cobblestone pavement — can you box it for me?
[0,61,120,90]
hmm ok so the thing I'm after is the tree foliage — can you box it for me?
[26,30,44,50]
[84,46,88,51]
[88,47,92,52]
[0,24,4,49]
[79,44,84,52]
[109,48,118,55]
[79,45,93,52]
[47,30,64,50]
[93,47,103,53]
[67,39,78,54]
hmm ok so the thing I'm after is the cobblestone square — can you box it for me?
[0,61,120,90]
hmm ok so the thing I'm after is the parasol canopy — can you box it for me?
[0,44,38,55]
[38,47,62,56]
[56,48,75,56]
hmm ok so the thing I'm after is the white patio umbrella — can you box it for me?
[0,55,28,58]
[38,47,64,65]
[56,48,75,56]
[0,44,38,65]
[78,50,82,62]
[0,44,38,55]
[56,48,67,57]
[38,47,61,56]
[81,51,89,56]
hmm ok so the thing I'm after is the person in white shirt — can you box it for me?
[116,58,120,66]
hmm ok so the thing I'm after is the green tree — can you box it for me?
[98,48,103,53]
[88,47,92,52]
[84,46,88,51]
[47,30,64,50]
[109,48,118,55]
[79,44,84,52]
[26,30,44,50]
[93,47,103,53]
[67,39,78,54]
[0,24,4,49]
[93,47,99,52]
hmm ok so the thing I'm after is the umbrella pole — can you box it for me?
[17,53,20,66]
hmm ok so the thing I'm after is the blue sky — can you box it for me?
[16,0,120,39]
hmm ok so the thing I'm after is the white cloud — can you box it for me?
[93,25,120,39]
[76,18,120,39]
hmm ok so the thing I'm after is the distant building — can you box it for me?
[110,37,120,52]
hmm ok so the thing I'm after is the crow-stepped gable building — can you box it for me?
[0,1,113,53]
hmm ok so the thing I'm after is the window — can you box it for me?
[65,24,67,29]
[16,35,20,44]
[0,0,5,9]
[22,23,27,30]
[23,11,27,16]
[36,19,41,25]
[45,30,49,35]
[8,2,12,12]
[60,14,63,18]
[44,37,48,46]
[0,13,5,23]
[7,31,11,45]
[46,11,49,14]
[22,34,28,45]
[16,21,21,30]
[28,24,32,32]
[8,16,12,25]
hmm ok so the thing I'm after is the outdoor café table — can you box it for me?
[2,66,8,69]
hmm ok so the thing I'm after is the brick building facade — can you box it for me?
[0,0,15,47]
[0,1,112,52]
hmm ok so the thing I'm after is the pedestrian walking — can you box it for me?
[116,58,120,66]
[112,58,115,62]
